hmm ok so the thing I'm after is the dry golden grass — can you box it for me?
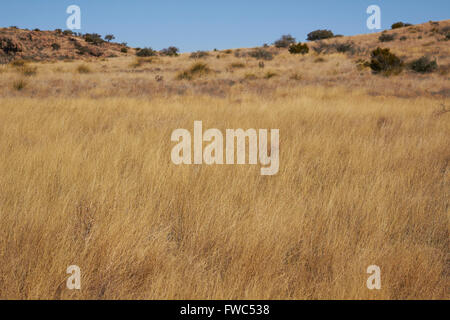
[0,20,448,300]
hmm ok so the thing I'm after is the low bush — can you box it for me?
[391,22,412,29]
[190,51,209,59]
[83,33,104,45]
[379,33,396,42]
[307,29,334,41]
[51,43,61,51]
[248,48,273,61]
[409,56,438,73]
[369,47,404,75]
[289,43,309,55]
[176,62,210,80]
[136,47,157,57]
[160,47,179,56]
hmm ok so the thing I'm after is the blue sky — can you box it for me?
[1,1,448,52]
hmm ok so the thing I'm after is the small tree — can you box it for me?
[274,34,296,48]
[105,34,115,42]
[307,30,334,41]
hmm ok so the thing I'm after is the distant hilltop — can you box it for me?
[0,28,131,64]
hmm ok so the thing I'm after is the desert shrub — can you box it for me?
[223,49,233,54]
[120,47,128,53]
[33,28,41,32]
[77,64,91,74]
[63,30,74,36]
[104,34,115,42]
[289,43,309,55]
[248,48,273,61]
[12,79,27,91]
[409,56,438,73]
[391,22,412,29]
[258,61,265,68]
[334,41,356,53]
[274,34,296,48]
[190,51,209,59]
[379,33,396,42]
[312,41,360,55]
[83,33,104,45]
[400,36,407,41]
[229,62,246,69]
[51,43,61,51]
[307,29,334,41]
[136,47,156,57]
[54,29,62,35]
[160,46,179,56]
[369,47,404,75]
[176,62,210,80]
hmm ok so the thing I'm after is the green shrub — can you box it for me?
[51,43,61,51]
[379,33,396,42]
[409,56,438,73]
[391,22,412,29]
[288,43,309,55]
[248,48,273,61]
[120,47,128,53]
[136,47,157,57]
[369,47,404,75]
[160,46,179,56]
[307,29,334,41]
[274,34,296,48]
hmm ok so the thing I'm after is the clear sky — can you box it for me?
[1,1,449,52]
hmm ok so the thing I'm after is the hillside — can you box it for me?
[0,27,131,64]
